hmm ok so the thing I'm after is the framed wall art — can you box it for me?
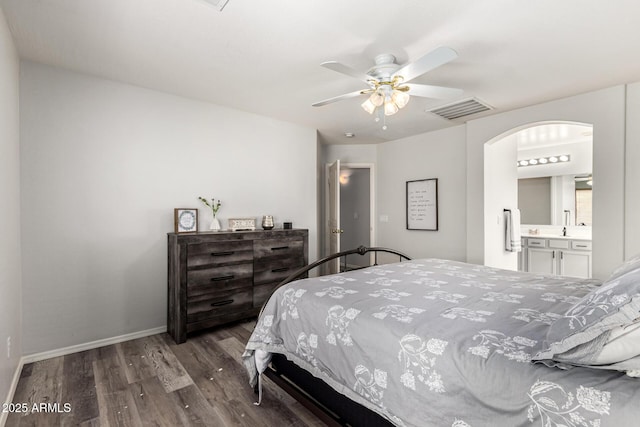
[174,208,198,233]
[406,178,438,231]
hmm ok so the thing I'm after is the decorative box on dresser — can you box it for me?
[168,229,308,344]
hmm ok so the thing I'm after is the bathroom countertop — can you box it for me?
[522,234,591,241]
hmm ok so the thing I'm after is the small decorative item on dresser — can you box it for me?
[174,208,198,233]
[262,215,274,230]
[198,196,222,231]
[283,222,292,229]
[228,217,256,231]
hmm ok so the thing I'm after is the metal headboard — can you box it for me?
[258,245,411,317]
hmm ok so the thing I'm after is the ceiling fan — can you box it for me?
[312,46,463,125]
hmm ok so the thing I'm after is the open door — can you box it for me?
[328,160,342,273]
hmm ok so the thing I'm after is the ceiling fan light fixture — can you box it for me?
[370,91,385,107]
[392,90,410,109]
[361,98,376,114]
[384,100,399,116]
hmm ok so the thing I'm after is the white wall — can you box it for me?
[626,83,640,258]
[321,143,377,165]
[0,6,21,419]
[467,86,626,279]
[19,62,318,354]
[484,135,518,270]
[377,126,467,261]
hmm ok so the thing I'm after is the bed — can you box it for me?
[242,247,640,426]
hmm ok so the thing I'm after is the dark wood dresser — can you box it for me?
[167,229,308,343]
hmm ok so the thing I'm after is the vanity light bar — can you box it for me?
[517,154,570,167]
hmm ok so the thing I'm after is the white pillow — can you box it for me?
[592,320,640,365]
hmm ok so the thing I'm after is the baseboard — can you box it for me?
[21,326,167,364]
[1,356,25,427]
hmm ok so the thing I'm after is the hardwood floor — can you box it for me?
[7,320,326,427]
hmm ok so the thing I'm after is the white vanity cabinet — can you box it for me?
[523,237,592,278]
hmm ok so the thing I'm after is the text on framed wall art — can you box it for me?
[406,178,438,231]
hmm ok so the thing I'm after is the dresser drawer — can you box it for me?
[186,288,253,324]
[254,256,306,285]
[187,240,253,269]
[253,237,305,260]
[187,263,253,296]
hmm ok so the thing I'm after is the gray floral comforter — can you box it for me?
[242,259,640,427]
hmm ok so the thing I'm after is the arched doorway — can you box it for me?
[483,121,593,272]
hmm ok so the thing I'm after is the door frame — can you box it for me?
[324,162,376,262]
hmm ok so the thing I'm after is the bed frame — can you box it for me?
[256,246,411,427]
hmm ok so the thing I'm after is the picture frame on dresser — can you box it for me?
[174,208,198,233]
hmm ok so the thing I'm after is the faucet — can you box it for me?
[562,227,567,237]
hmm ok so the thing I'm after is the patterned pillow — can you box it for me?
[532,259,640,369]
[609,253,640,281]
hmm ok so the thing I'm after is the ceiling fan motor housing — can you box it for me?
[367,54,401,82]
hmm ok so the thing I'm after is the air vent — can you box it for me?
[198,0,229,11]
[428,98,492,120]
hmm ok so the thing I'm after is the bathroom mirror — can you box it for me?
[516,123,593,227]
[518,175,592,226]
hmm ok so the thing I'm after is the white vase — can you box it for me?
[210,217,221,231]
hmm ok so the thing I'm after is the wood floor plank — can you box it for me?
[240,320,256,334]
[60,349,100,426]
[167,338,263,427]
[77,417,101,427]
[7,357,64,426]
[116,338,157,385]
[169,384,226,427]
[144,334,193,393]
[128,377,193,427]
[93,355,143,427]
[19,363,33,379]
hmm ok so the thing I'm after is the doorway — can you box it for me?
[483,121,593,273]
[325,162,375,273]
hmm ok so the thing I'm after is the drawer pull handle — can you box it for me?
[211,251,234,256]
[272,267,289,273]
[211,275,234,282]
[210,299,234,307]
[271,246,289,251]
[575,245,588,248]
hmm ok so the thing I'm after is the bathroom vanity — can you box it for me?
[519,235,592,278]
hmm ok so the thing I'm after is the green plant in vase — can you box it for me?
[198,197,222,231]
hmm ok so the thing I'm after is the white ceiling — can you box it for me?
[2,0,640,145]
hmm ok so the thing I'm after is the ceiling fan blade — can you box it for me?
[321,61,377,84]
[393,46,458,83]
[312,89,368,107]
[405,83,463,99]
